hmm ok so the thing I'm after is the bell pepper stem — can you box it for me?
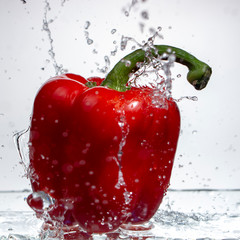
[101,45,212,92]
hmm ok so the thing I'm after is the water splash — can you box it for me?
[97,56,111,74]
[42,0,67,75]
[175,95,198,102]
[122,0,148,17]
[84,21,94,46]
[120,28,179,109]
[13,128,30,174]
[119,28,200,108]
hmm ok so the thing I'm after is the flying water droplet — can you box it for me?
[84,21,90,30]
[121,36,128,51]
[104,56,110,66]
[124,11,129,17]
[141,11,149,19]
[111,29,117,34]
[192,130,198,134]
[87,38,93,45]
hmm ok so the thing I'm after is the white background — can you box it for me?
[0,0,240,191]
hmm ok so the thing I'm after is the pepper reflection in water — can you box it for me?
[15,45,211,236]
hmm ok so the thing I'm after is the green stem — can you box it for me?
[101,45,212,92]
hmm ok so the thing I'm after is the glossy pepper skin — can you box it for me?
[27,45,211,234]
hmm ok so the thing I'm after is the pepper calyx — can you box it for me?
[85,81,98,88]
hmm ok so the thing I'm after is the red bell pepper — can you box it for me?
[27,45,211,234]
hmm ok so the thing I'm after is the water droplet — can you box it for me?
[111,29,116,34]
[192,130,198,134]
[121,59,131,67]
[177,74,181,78]
[139,22,145,33]
[111,47,118,56]
[85,182,91,186]
[87,38,93,45]
[118,120,124,128]
[104,56,110,66]
[62,131,68,137]
[236,202,240,210]
[62,163,73,173]
[123,191,132,205]
[124,11,129,17]
[115,170,126,189]
[141,11,149,19]
[84,21,90,30]
[79,160,86,166]
[120,36,128,50]
[102,200,109,205]
[52,159,58,165]
[27,191,55,212]
[168,53,176,63]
